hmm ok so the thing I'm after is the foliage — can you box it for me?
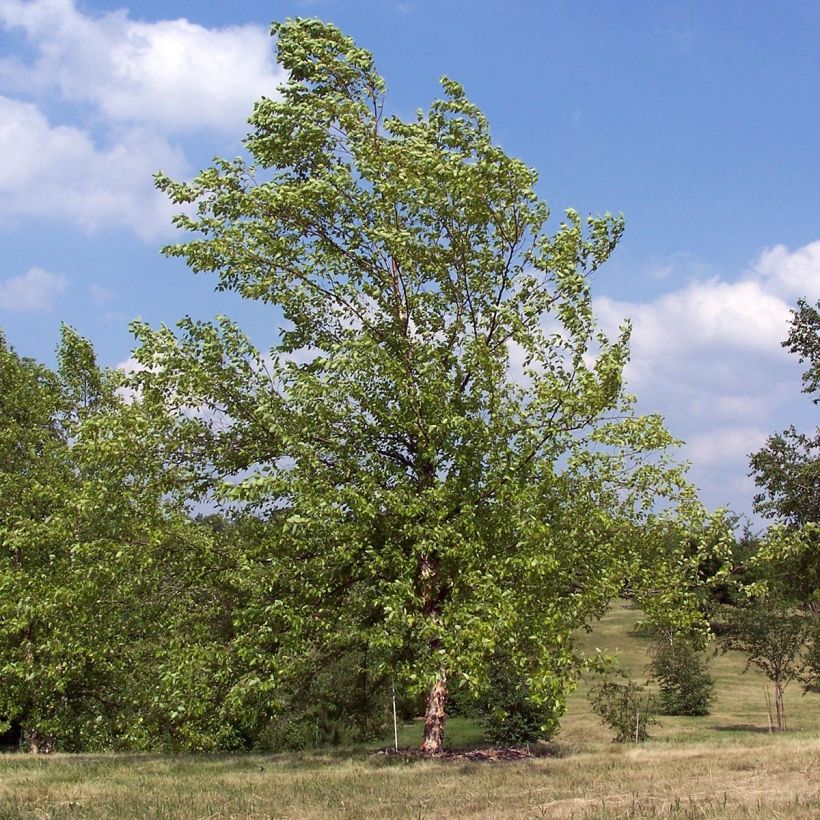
[750,298,819,531]
[135,17,708,752]
[253,644,390,751]
[748,298,819,624]
[588,673,656,742]
[0,328,254,752]
[784,297,820,402]
[649,632,715,716]
[472,654,561,744]
[750,428,820,530]
[721,597,816,686]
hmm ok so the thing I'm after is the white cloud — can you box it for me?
[751,240,820,300]
[0,0,285,133]
[0,266,67,312]
[0,0,286,238]
[0,95,184,237]
[593,239,820,515]
[597,278,790,374]
[596,240,820,408]
[687,427,768,468]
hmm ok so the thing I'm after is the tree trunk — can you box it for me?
[421,673,448,755]
[774,681,786,732]
[418,547,448,755]
[26,728,52,755]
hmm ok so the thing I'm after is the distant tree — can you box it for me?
[133,18,708,754]
[750,427,820,531]
[720,594,816,731]
[649,630,715,716]
[750,298,819,529]
[784,298,820,402]
[749,299,819,612]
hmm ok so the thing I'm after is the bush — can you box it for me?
[473,659,560,745]
[247,644,390,751]
[650,634,715,716]
[588,675,656,743]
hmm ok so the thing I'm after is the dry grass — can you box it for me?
[1,603,817,818]
[1,737,817,818]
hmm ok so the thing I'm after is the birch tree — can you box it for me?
[139,18,701,753]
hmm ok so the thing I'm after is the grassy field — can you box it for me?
[1,603,818,819]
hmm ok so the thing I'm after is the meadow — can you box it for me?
[1,603,817,819]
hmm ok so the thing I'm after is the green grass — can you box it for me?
[1,602,818,818]
[563,602,820,746]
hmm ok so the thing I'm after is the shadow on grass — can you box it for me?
[711,723,772,734]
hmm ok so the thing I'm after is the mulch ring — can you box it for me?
[373,744,556,762]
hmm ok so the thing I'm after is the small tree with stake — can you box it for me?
[721,592,815,731]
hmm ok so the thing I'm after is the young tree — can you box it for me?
[136,18,702,753]
[721,594,816,731]
[649,630,715,716]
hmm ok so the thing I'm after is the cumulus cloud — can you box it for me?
[0,0,286,237]
[596,240,819,416]
[594,239,820,514]
[0,266,68,312]
[751,240,820,300]
[0,0,284,133]
[0,96,185,236]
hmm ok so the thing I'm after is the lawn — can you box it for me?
[1,603,817,818]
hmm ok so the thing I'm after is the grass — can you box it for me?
[564,603,820,745]
[1,603,817,818]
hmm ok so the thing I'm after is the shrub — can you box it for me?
[650,634,715,716]
[473,659,561,745]
[588,675,656,742]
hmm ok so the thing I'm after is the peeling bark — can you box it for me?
[26,728,53,755]
[419,550,448,754]
[421,673,448,754]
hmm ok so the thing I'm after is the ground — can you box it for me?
[1,603,818,818]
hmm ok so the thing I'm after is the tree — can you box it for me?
[0,330,71,752]
[588,673,656,743]
[135,18,703,754]
[785,298,820,402]
[749,299,819,611]
[649,630,715,716]
[750,298,820,529]
[721,594,816,731]
[750,427,820,530]
[0,328,243,752]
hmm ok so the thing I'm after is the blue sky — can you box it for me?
[0,0,818,521]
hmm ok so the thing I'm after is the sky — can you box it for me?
[0,0,818,523]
